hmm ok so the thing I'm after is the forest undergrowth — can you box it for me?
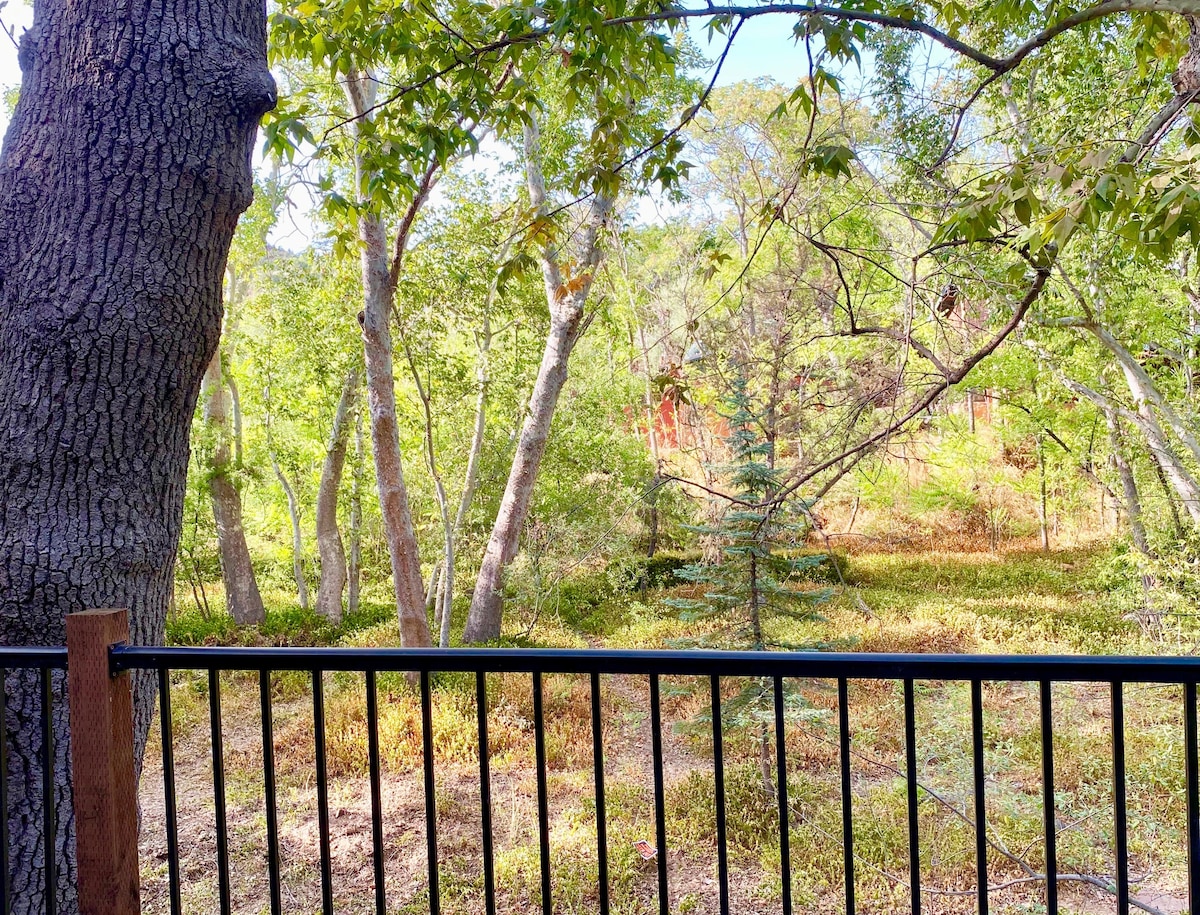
[138,543,1195,915]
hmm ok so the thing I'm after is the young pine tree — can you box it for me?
[668,377,831,794]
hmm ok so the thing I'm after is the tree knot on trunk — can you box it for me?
[228,66,277,122]
[1171,16,1200,95]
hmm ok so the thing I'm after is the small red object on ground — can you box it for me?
[634,839,657,860]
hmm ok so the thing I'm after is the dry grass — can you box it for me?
[140,546,1194,914]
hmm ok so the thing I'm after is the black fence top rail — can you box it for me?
[109,645,1200,682]
[0,647,67,668]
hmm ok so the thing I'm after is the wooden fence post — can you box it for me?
[67,609,140,915]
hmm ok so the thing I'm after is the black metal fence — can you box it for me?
[0,649,68,915]
[4,645,1200,914]
[120,648,1200,915]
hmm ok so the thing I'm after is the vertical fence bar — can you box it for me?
[533,672,552,915]
[903,678,921,915]
[259,671,282,915]
[773,676,792,915]
[40,667,54,915]
[838,677,855,915]
[160,669,182,915]
[0,668,8,915]
[1112,682,1129,915]
[65,610,139,915]
[1040,680,1057,915]
[477,671,496,915]
[419,670,438,915]
[313,671,333,915]
[970,680,988,915]
[1187,682,1199,915]
[208,668,231,915]
[591,671,610,915]
[649,675,670,915]
[710,675,730,915]
[367,662,386,912]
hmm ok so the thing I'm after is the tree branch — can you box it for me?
[770,266,1051,507]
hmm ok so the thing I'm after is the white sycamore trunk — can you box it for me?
[464,116,613,642]
[344,72,433,646]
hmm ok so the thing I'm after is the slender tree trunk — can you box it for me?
[262,370,308,612]
[1108,403,1161,633]
[349,401,364,615]
[260,340,309,614]
[270,453,309,611]
[1059,375,1200,524]
[1087,323,1200,467]
[202,351,265,625]
[426,560,442,615]
[315,368,359,622]
[228,369,245,467]
[464,285,588,641]
[428,230,505,646]
[1154,459,1187,540]
[402,340,457,649]
[634,306,662,558]
[1037,436,1050,552]
[464,117,613,642]
[357,215,429,645]
[456,320,491,538]
[1106,407,1152,556]
[344,73,433,647]
[1137,405,1200,527]
[0,1,274,909]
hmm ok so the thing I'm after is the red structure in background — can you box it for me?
[655,395,680,450]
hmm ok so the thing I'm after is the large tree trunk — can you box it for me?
[344,73,432,647]
[0,0,274,909]
[464,117,613,643]
[316,369,359,622]
[202,351,265,625]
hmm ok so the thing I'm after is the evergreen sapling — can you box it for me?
[667,378,832,794]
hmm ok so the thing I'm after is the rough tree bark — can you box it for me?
[343,72,433,647]
[315,369,359,623]
[0,0,275,909]
[464,116,613,642]
[201,351,265,625]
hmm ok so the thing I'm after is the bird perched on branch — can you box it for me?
[936,282,959,317]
